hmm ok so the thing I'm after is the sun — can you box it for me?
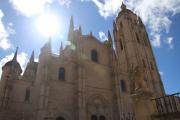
[37,14,59,35]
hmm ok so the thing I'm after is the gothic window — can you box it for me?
[91,115,97,120]
[59,67,65,80]
[142,59,146,68]
[120,22,123,28]
[100,116,105,120]
[56,117,65,120]
[136,34,140,43]
[25,89,30,101]
[91,49,98,62]
[121,80,125,91]
[143,36,148,47]
[120,39,123,50]
[150,62,154,70]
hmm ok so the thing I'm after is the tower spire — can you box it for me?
[48,36,52,52]
[113,20,117,34]
[60,41,63,55]
[121,2,126,10]
[68,15,74,39]
[30,50,34,63]
[12,47,18,61]
[79,25,82,36]
[108,30,112,42]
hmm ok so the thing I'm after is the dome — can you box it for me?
[2,47,21,70]
[3,60,21,69]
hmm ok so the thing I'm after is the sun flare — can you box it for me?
[37,14,59,35]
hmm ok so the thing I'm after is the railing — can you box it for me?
[152,92,180,115]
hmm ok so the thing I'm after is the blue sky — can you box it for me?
[0,0,179,95]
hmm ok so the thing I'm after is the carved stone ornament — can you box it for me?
[46,101,53,117]
[131,66,150,93]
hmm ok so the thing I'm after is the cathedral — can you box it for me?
[0,3,166,120]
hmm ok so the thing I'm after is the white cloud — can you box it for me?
[82,0,180,48]
[99,31,108,41]
[8,0,71,17]
[151,34,161,47]
[0,52,28,78]
[34,59,39,62]
[159,71,164,76]
[165,37,173,49]
[0,10,15,50]
[8,23,13,26]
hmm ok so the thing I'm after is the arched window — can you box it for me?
[91,115,97,120]
[56,117,65,120]
[120,22,123,28]
[142,59,146,68]
[25,89,30,101]
[121,80,125,91]
[59,67,65,80]
[143,36,148,46]
[120,39,123,50]
[91,49,98,62]
[150,62,154,70]
[136,34,140,43]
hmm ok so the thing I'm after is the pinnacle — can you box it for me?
[12,47,18,61]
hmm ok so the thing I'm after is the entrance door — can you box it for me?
[56,117,65,120]
[91,115,97,120]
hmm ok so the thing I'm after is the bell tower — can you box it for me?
[113,3,165,97]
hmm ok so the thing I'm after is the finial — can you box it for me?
[90,31,92,36]
[108,30,112,41]
[121,2,126,10]
[12,47,18,61]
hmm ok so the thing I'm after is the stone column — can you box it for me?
[131,91,159,120]
[131,66,160,120]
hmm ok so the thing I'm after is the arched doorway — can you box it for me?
[91,115,97,120]
[56,117,65,120]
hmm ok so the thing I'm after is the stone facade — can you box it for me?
[0,3,165,120]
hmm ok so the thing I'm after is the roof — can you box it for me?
[3,60,21,69]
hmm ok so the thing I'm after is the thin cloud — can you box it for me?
[165,37,173,49]
[99,31,108,42]
[8,23,13,26]
[0,10,15,50]
[0,52,28,78]
[159,71,164,76]
[82,0,180,48]
[58,0,71,7]
[8,0,71,17]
